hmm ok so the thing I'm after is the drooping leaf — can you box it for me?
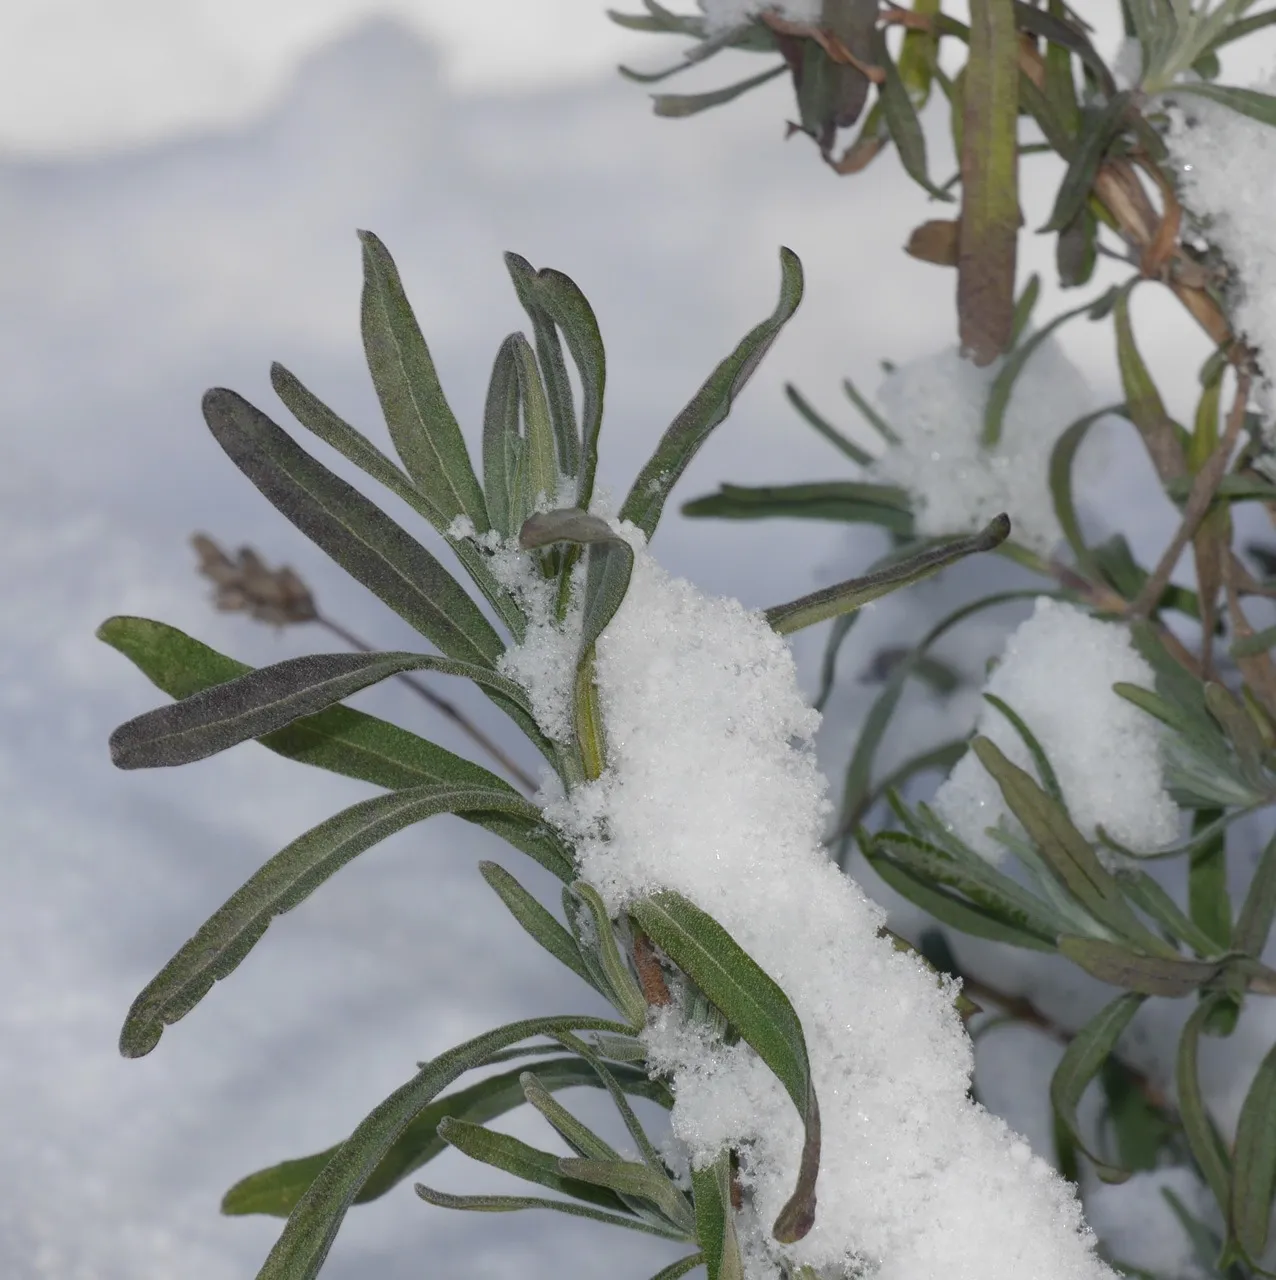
[222,1055,666,1217]
[108,650,531,771]
[255,1014,632,1279]
[620,248,803,540]
[682,481,914,534]
[1050,992,1146,1182]
[479,862,595,990]
[874,26,953,202]
[1231,1040,1276,1261]
[629,890,820,1243]
[958,0,1020,363]
[765,515,1010,634]
[358,230,488,531]
[120,784,555,1059]
[652,64,787,116]
[200,389,504,669]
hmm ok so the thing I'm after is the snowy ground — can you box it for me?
[5,9,1276,1280]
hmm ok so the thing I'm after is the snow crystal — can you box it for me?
[547,541,1118,1280]
[698,0,821,33]
[1168,85,1276,437]
[870,337,1094,554]
[933,598,1179,861]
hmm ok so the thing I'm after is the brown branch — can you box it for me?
[1130,375,1250,619]
[632,930,672,1008]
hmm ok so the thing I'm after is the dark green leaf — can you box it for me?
[222,1056,664,1217]
[508,331,560,523]
[982,693,1064,805]
[108,650,529,771]
[1008,274,1041,348]
[1231,1040,1276,1260]
[558,1158,695,1234]
[784,383,874,466]
[439,1118,631,1213]
[1189,810,1232,951]
[620,248,803,539]
[692,1151,744,1280]
[651,63,787,117]
[121,784,552,1059]
[358,230,488,531]
[814,613,859,711]
[482,335,522,536]
[607,4,706,37]
[682,481,914,534]
[1114,287,1188,485]
[629,890,819,1243]
[1013,0,1115,95]
[567,881,647,1028]
[1177,994,1234,1217]
[1041,93,1132,233]
[842,375,900,445]
[874,27,954,202]
[765,515,1010,634]
[1042,1,1081,137]
[1049,405,1121,573]
[972,737,1174,952]
[1235,830,1276,958]
[1056,207,1098,288]
[256,1014,632,1279]
[200,389,504,670]
[479,862,594,989]
[1050,992,1145,1182]
[1117,867,1221,956]
[414,1184,683,1237]
[1099,1053,1174,1173]
[1058,936,1227,995]
[647,1255,705,1280]
[1205,7,1276,54]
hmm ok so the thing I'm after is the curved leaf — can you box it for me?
[651,64,787,117]
[121,784,550,1058]
[508,331,559,523]
[108,650,531,770]
[255,1014,632,1279]
[479,862,594,990]
[557,1158,696,1235]
[620,248,803,540]
[874,26,953,203]
[784,383,874,466]
[1172,82,1276,127]
[765,514,1010,634]
[358,230,488,532]
[629,890,820,1244]
[414,1184,684,1237]
[221,1055,666,1217]
[693,1150,744,1280]
[1049,404,1122,574]
[682,482,914,534]
[1050,992,1146,1182]
[201,388,503,670]
[1231,1039,1276,1261]
[482,335,522,536]
[1177,995,1233,1217]
[1235,830,1276,958]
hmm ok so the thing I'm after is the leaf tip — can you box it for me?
[118,1012,161,1059]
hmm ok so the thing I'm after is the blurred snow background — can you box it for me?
[5,2,1276,1277]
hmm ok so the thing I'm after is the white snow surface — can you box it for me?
[548,540,1116,1280]
[934,598,1179,861]
[871,336,1094,554]
[1168,84,1276,440]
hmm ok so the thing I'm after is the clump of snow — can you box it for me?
[870,337,1094,554]
[547,540,1117,1280]
[933,598,1179,861]
[699,0,820,33]
[1168,86,1276,440]
[450,517,584,742]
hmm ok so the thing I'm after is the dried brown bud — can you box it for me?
[190,533,317,627]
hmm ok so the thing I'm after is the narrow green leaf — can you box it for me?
[1008,273,1041,348]
[414,1184,683,1237]
[629,890,820,1243]
[358,230,487,531]
[958,0,1020,362]
[482,335,522,537]
[648,1254,706,1280]
[1205,7,1276,54]
[874,27,954,202]
[1042,0,1081,136]
[682,482,914,535]
[221,1056,664,1217]
[784,383,874,466]
[1235,829,1276,958]
[108,650,529,771]
[256,1014,632,1279]
[1232,624,1276,658]
[568,881,647,1029]
[1177,994,1234,1216]
[607,4,706,36]
[558,1158,696,1235]
[1012,0,1115,94]
[521,1070,622,1162]
[519,509,635,657]
[1050,992,1146,1182]
[1231,1040,1276,1260]
[1116,868,1223,956]
[620,248,803,540]
[652,63,787,117]
[1114,288,1188,484]
[121,784,550,1059]
[508,331,560,522]
[1099,1054,1174,1173]
[814,613,859,712]
[200,389,503,669]
[479,862,594,989]
[982,692,1064,805]
[692,1150,744,1280]
[1049,405,1122,573]
[439,1119,631,1213]
[842,375,900,445]
[1189,810,1232,951]
[1056,206,1098,288]
[1041,93,1131,233]
[866,845,1057,950]
[1058,936,1226,996]
[1172,82,1276,127]
[765,514,1010,634]
[972,737,1174,952]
